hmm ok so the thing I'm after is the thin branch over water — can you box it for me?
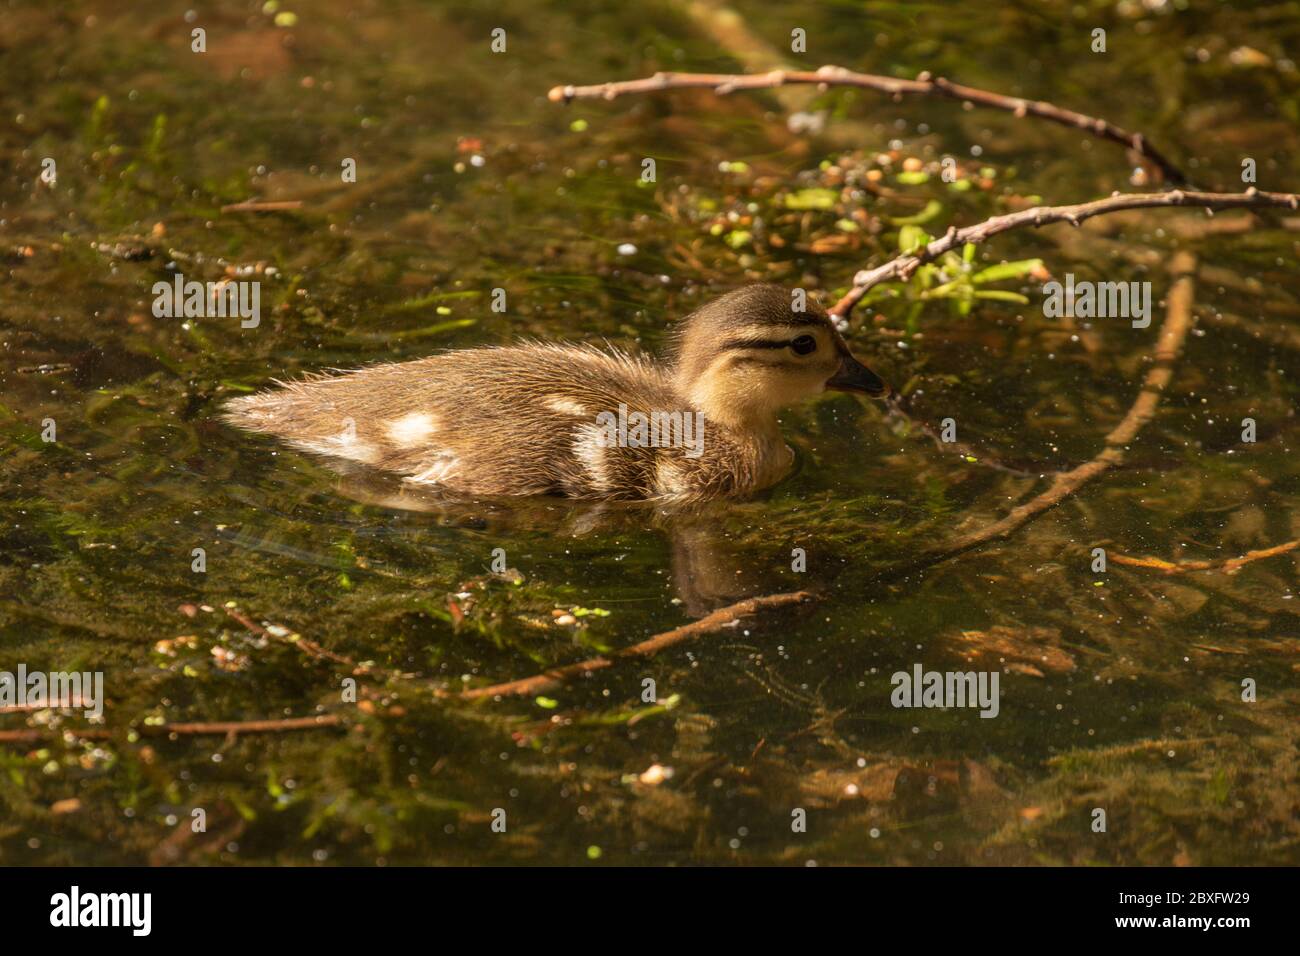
[548,65,1187,184]
[829,190,1296,318]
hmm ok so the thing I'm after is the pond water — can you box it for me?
[1,0,1297,865]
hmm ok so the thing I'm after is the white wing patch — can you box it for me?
[543,396,589,417]
[386,411,438,446]
[654,459,689,497]
[572,423,612,491]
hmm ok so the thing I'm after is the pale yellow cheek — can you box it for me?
[761,368,829,405]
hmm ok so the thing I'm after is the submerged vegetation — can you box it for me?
[1,0,1299,865]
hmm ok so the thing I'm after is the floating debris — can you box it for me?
[638,764,675,786]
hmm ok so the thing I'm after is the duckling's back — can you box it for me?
[222,344,765,500]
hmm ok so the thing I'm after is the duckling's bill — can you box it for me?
[826,352,891,397]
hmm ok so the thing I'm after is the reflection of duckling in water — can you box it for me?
[222,284,889,501]
[302,472,789,617]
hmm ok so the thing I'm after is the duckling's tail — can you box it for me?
[219,392,288,434]
[219,385,382,466]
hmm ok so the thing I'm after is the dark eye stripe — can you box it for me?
[721,338,801,351]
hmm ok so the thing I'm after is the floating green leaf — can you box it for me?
[783,188,838,210]
[972,258,1043,283]
[897,225,932,254]
[973,289,1030,303]
[887,200,944,227]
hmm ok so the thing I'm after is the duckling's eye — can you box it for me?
[790,335,817,356]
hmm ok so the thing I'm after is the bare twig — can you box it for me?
[225,606,360,671]
[829,190,1297,318]
[220,200,303,213]
[0,698,96,715]
[0,714,341,744]
[548,66,1186,184]
[455,590,814,699]
[1112,539,1300,575]
[146,715,341,735]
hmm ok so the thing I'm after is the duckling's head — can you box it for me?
[671,284,889,431]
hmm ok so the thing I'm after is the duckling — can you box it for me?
[221,284,889,501]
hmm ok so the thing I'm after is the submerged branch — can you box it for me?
[455,590,814,699]
[548,65,1186,184]
[829,190,1296,318]
[220,200,303,213]
[0,714,341,744]
[225,605,360,672]
[144,715,342,735]
[1112,539,1300,575]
